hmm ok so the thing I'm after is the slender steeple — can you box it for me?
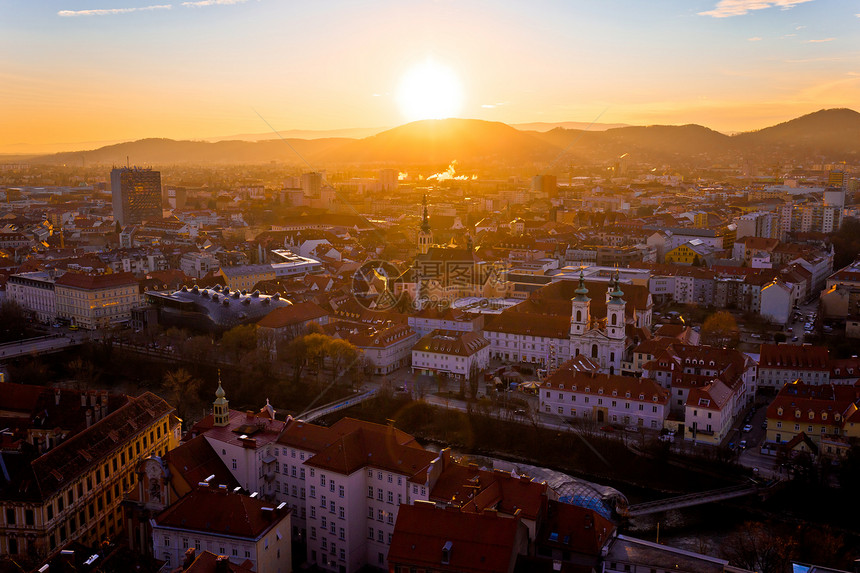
[213,370,229,427]
[420,194,431,233]
[417,194,433,255]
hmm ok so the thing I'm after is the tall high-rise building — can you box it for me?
[111,167,162,226]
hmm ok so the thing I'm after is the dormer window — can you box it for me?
[835,413,841,422]
[808,411,814,420]
[652,396,658,402]
[572,385,577,391]
[639,394,645,400]
[821,412,827,421]
[612,390,618,397]
[585,387,590,393]
[795,409,801,418]
[598,388,604,395]
[777,407,783,416]
[559,384,564,390]
[625,392,631,398]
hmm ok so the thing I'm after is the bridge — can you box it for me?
[298,388,379,422]
[0,335,82,361]
[624,483,759,517]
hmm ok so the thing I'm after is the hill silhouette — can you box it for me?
[35,137,350,166]
[27,108,860,167]
[733,108,860,157]
[324,118,559,165]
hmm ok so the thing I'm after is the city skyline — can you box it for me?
[2,0,860,152]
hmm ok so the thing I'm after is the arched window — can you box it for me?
[591,344,599,358]
[611,313,617,326]
[576,310,582,322]
[575,348,580,356]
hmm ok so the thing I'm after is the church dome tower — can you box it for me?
[606,271,626,340]
[213,371,230,427]
[570,270,591,336]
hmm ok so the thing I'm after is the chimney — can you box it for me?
[182,548,196,569]
[54,389,61,406]
[100,390,109,408]
[81,393,87,408]
[89,391,97,407]
[246,410,255,421]
[215,556,231,573]
[85,409,93,428]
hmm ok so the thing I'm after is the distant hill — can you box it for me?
[512,121,629,132]
[23,108,860,167]
[33,137,352,166]
[322,118,560,166]
[734,108,860,158]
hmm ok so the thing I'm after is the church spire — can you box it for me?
[417,194,433,255]
[420,194,431,233]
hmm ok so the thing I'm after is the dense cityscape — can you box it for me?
[3,2,860,573]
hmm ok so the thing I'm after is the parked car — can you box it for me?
[743,424,752,433]
[739,440,748,449]
[600,425,615,433]
[792,336,799,342]
[761,421,767,429]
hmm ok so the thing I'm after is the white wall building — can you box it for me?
[6,272,57,323]
[411,330,490,379]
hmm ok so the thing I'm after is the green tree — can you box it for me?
[68,358,99,392]
[722,521,798,573]
[328,338,359,379]
[221,324,258,361]
[701,311,740,348]
[162,368,203,424]
[0,300,29,343]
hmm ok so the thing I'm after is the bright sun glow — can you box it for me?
[397,59,464,122]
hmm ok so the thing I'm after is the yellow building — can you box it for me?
[219,264,276,292]
[665,240,714,266]
[54,272,140,329]
[765,381,860,459]
[0,388,178,561]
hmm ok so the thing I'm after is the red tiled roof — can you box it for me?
[537,500,615,557]
[759,343,829,370]
[55,271,138,290]
[543,363,668,404]
[413,330,489,356]
[304,421,436,480]
[164,434,241,492]
[256,301,328,329]
[182,551,255,573]
[389,503,525,573]
[154,487,288,539]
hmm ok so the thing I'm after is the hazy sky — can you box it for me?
[2,0,859,149]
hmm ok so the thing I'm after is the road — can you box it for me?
[0,333,87,360]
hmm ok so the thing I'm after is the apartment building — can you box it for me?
[765,381,860,459]
[54,272,140,329]
[757,344,830,389]
[411,330,490,379]
[6,271,58,323]
[151,487,292,573]
[0,385,177,561]
[540,358,669,430]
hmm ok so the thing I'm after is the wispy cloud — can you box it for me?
[58,4,171,16]
[748,36,762,41]
[805,37,835,43]
[699,0,815,18]
[182,0,248,6]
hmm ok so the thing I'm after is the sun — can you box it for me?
[396,59,464,122]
